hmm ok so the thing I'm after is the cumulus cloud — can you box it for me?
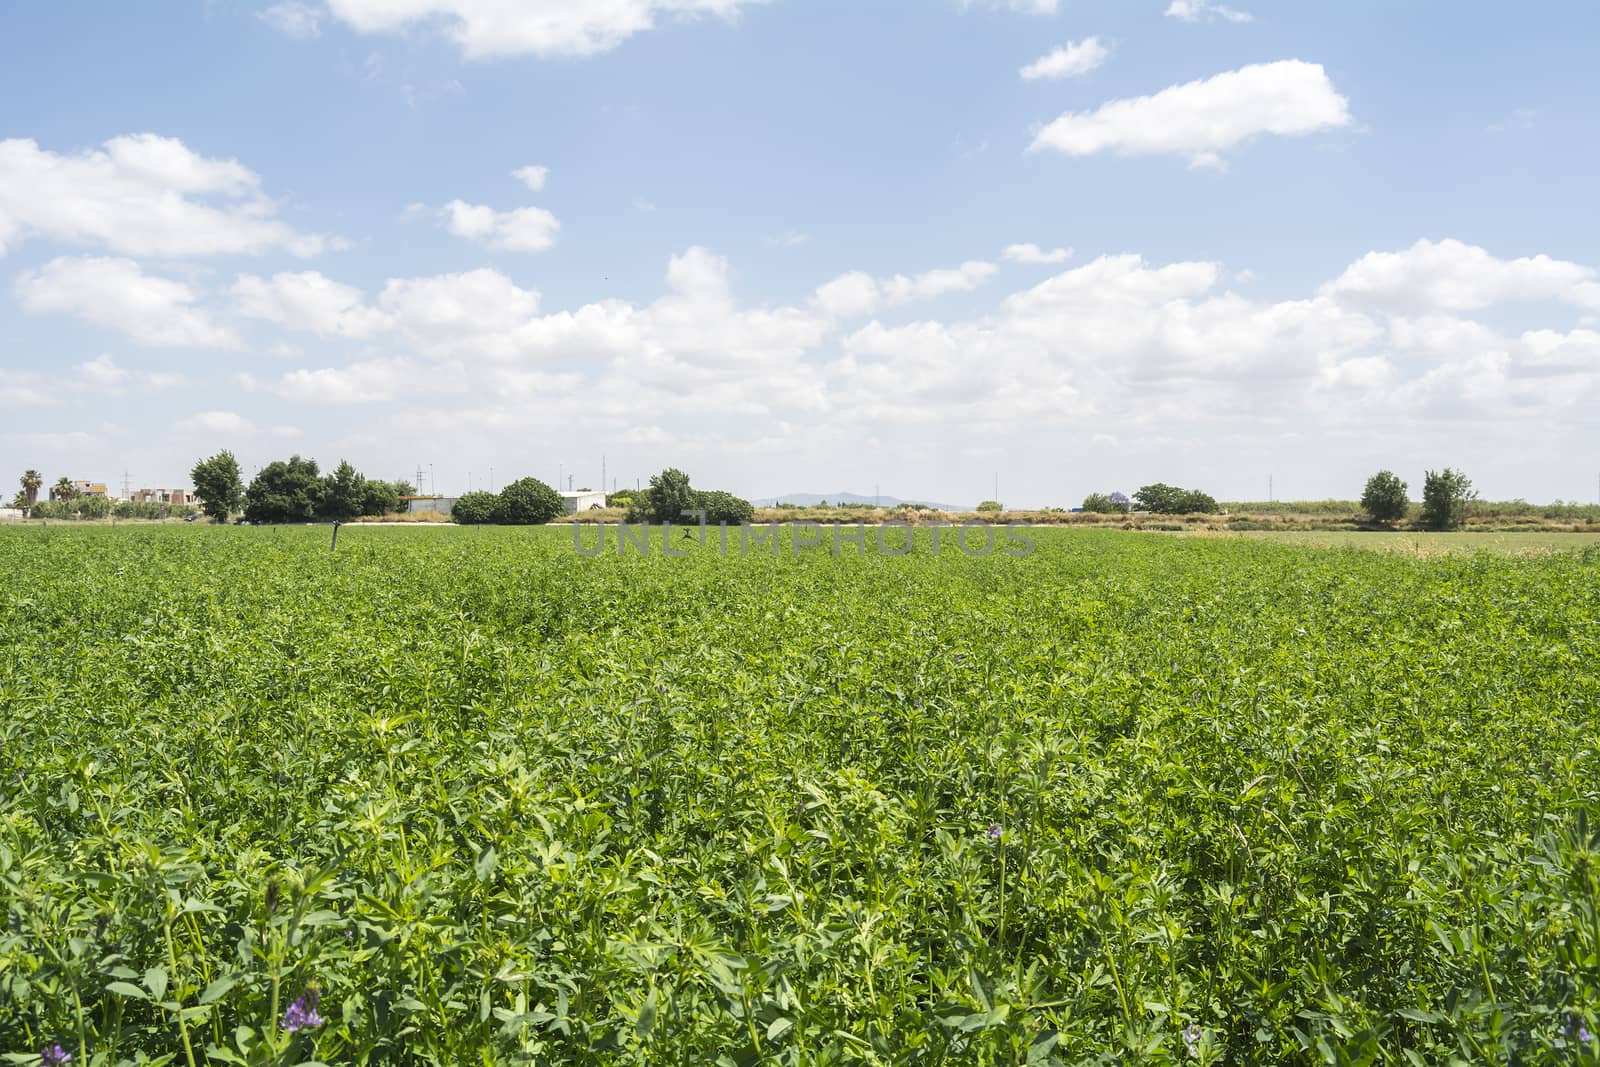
[233,271,390,338]
[258,1,324,38]
[195,238,1600,440]
[74,354,185,392]
[1003,243,1073,265]
[0,134,328,258]
[512,164,549,192]
[1321,238,1600,313]
[323,0,766,59]
[444,200,560,251]
[15,257,237,348]
[175,410,252,435]
[1029,60,1351,168]
[1020,38,1109,81]
[1164,0,1253,24]
[962,0,1059,13]
[273,358,446,404]
[811,260,998,319]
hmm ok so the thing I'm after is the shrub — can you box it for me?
[626,471,753,526]
[695,490,755,525]
[975,500,1003,513]
[1136,484,1219,514]
[1082,492,1128,514]
[494,477,564,525]
[1360,470,1409,524]
[451,492,500,525]
[243,456,324,524]
[1421,468,1476,530]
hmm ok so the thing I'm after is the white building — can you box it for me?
[399,495,459,514]
[559,490,608,513]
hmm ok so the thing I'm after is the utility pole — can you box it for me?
[416,466,425,495]
[429,464,435,496]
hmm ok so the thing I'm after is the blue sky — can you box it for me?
[4,0,1600,506]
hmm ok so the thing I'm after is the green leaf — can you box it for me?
[144,966,168,1001]
[636,986,658,1040]
[107,981,149,1000]
[200,975,240,1005]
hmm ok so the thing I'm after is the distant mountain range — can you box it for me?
[753,491,972,511]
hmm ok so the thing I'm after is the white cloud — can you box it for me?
[1029,60,1351,167]
[882,261,998,303]
[74,355,184,392]
[1003,243,1073,265]
[233,271,390,338]
[259,1,324,38]
[962,0,1058,13]
[811,260,998,319]
[175,410,252,435]
[323,0,766,59]
[15,257,237,348]
[274,358,443,404]
[1164,0,1253,24]
[0,134,328,258]
[169,239,1600,454]
[1322,238,1600,313]
[512,164,549,192]
[444,200,560,251]
[1020,38,1109,81]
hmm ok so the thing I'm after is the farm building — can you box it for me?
[130,488,196,505]
[399,495,458,514]
[559,490,608,513]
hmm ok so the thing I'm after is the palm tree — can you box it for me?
[51,476,76,502]
[20,470,41,508]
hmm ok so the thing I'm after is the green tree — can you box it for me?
[243,456,324,523]
[494,477,564,525]
[975,500,1003,513]
[645,468,697,522]
[1133,484,1183,513]
[1421,468,1475,530]
[1360,470,1409,525]
[695,489,755,525]
[1175,490,1219,514]
[20,469,42,508]
[451,492,500,525]
[319,460,366,521]
[51,476,77,501]
[359,479,400,517]
[1132,485,1218,514]
[1081,492,1125,514]
[190,451,243,522]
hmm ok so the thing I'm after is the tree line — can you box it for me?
[189,451,414,523]
[1070,471,1480,530]
[450,468,756,526]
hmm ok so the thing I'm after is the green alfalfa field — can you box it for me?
[2,524,1598,1065]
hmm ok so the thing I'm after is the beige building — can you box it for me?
[130,488,196,505]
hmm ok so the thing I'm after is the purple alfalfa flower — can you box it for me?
[38,1045,71,1066]
[1567,1013,1594,1043]
[282,990,324,1034]
[985,822,1004,842]
[1182,1024,1202,1056]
